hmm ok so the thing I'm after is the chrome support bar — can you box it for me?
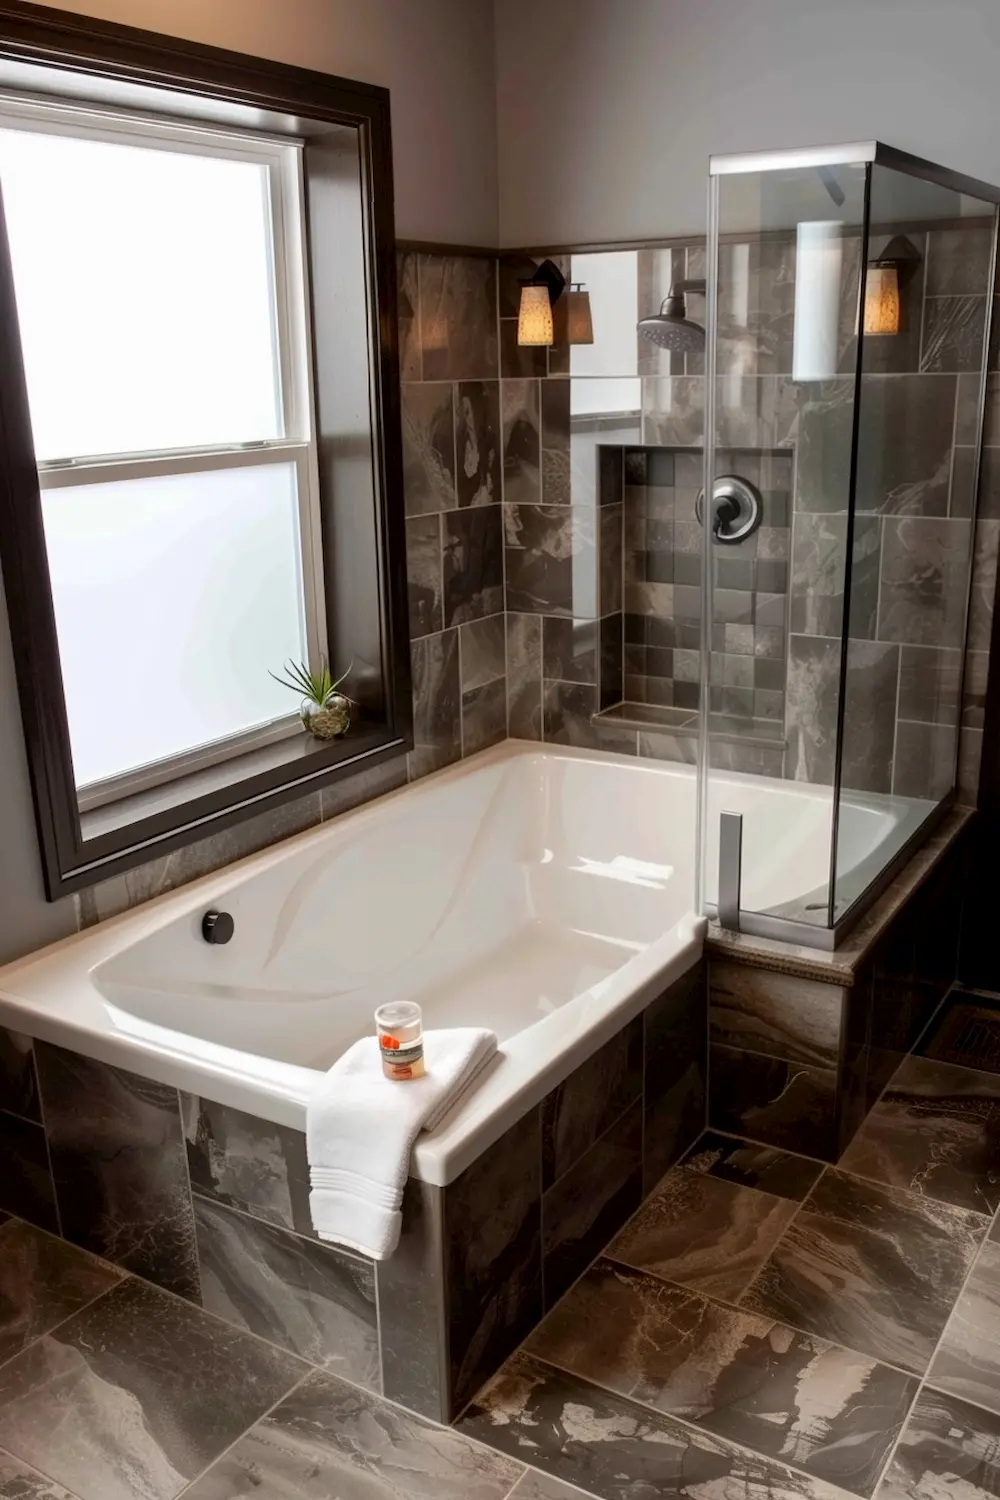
[718,811,743,932]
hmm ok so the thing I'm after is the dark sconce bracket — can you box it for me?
[873,233,922,284]
[523,257,567,303]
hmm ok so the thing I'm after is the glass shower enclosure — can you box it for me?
[699,142,1000,948]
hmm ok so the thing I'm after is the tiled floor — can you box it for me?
[6,991,1000,1499]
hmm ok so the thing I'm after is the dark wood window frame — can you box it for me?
[0,0,412,900]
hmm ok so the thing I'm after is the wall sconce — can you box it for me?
[564,284,594,345]
[861,235,921,338]
[517,258,567,346]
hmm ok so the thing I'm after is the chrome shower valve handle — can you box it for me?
[695,474,763,544]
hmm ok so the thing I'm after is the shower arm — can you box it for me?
[662,278,707,314]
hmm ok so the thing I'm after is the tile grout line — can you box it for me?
[171,1368,316,1499]
[0,1442,88,1500]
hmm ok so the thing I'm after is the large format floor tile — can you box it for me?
[526,1258,917,1497]
[607,1166,799,1301]
[928,1218,1000,1415]
[0,1449,81,1499]
[875,1386,1000,1498]
[183,1368,524,1499]
[0,1218,123,1368]
[0,1277,306,1500]
[459,1350,858,1500]
[839,1055,1000,1215]
[741,1169,988,1375]
[510,1474,600,1499]
[680,1132,823,1201]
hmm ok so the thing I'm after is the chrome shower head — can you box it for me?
[638,279,707,353]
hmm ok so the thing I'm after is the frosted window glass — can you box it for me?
[0,127,281,459]
[42,464,307,787]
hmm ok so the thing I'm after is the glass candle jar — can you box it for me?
[374,1001,425,1081]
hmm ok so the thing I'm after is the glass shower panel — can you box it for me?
[833,168,996,920]
[702,158,868,929]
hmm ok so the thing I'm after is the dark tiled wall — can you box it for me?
[707,835,966,1160]
[0,958,707,1424]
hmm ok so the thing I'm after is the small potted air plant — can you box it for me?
[269,658,354,741]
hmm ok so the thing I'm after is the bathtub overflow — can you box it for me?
[202,910,235,945]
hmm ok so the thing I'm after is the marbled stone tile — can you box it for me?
[789,513,880,637]
[542,1103,643,1310]
[461,614,506,692]
[509,1473,594,1500]
[460,1351,858,1500]
[599,445,625,507]
[193,1195,378,1383]
[710,962,843,1069]
[409,629,461,778]
[505,504,598,618]
[920,995,1000,1073]
[419,254,498,381]
[445,1107,542,1413]
[542,1021,642,1188]
[0,1031,39,1123]
[641,375,705,448]
[443,505,504,626]
[708,1046,838,1161]
[717,237,797,378]
[839,641,901,796]
[542,617,599,687]
[503,379,541,506]
[0,1278,305,1500]
[968,518,1000,652]
[876,1386,1000,1499]
[855,374,956,517]
[377,1176,448,1421]
[897,644,963,723]
[501,319,548,379]
[785,635,841,787]
[457,381,502,507]
[925,226,995,296]
[599,505,623,615]
[839,1055,1000,1215]
[741,1169,988,1375]
[539,681,597,746]
[507,613,543,741]
[34,1045,200,1301]
[642,963,707,1193]
[463,677,508,755]
[877,516,974,649]
[892,720,957,800]
[608,1166,798,1302]
[406,514,443,639]
[920,295,988,374]
[395,250,420,381]
[401,382,456,515]
[0,1113,57,1234]
[185,1368,522,1500]
[680,1132,823,1202]
[527,1258,917,1497]
[0,1218,123,1369]
[77,789,323,926]
[795,378,856,513]
[0,1451,80,1500]
[928,1224,1000,1416]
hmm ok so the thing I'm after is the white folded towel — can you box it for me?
[307,1027,498,1259]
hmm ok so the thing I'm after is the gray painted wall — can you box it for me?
[494,0,1000,246]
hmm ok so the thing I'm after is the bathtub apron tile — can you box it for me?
[192,1195,379,1386]
[709,962,845,1068]
[182,1367,524,1500]
[541,1018,642,1188]
[34,1044,201,1301]
[642,961,708,1193]
[0,1277,306,1500]
[377,1176,450,1422]
[708,1044,839,1161]
[180,1095,314,1239]
[0,1112,57,1236]
[541,1101,643,1311]
[0,1031,41,1124]
[444,1106,543,1415]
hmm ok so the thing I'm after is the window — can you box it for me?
[0,96,323,805]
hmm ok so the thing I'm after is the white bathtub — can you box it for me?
[0,741,931,1183]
